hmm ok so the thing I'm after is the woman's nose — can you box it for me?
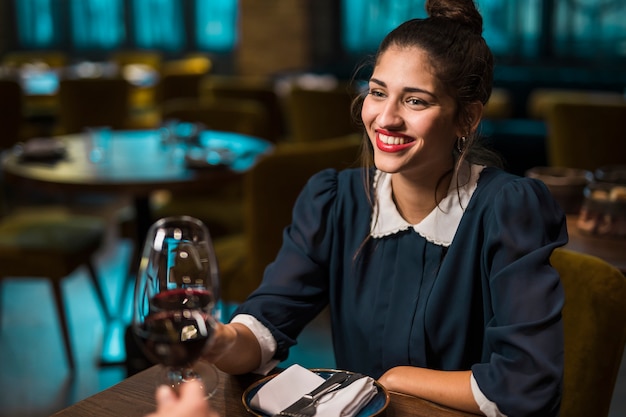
[377,100,403,128]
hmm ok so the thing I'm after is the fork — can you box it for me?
[276,372,365,417]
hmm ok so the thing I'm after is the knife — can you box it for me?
[273,372,363,417]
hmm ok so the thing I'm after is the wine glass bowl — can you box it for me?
[132,215,220,398]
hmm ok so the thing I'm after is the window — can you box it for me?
[10,0,238,55]
[131,0,184,51]
[15,0,62,48]
[71,0,125,50]
[479,0,542,58]
[341,0,626,63]
[341,0,426,53]
[554,0,626,60]
[195,0,239,52]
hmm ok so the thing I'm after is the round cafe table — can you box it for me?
[1,128,273,245]
[1,129,273,364]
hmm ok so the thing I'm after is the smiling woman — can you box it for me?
[201,1,568,417]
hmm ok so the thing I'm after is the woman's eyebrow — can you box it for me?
[369,77,436,98]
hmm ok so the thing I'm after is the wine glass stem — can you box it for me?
[181,367,201,382]
[167,366,200,385]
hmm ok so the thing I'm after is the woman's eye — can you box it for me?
[368,90,385,98]
[407,97,427,106]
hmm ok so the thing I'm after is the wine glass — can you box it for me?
[132,215,221,398]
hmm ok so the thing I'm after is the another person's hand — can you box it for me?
[144,381,219,417]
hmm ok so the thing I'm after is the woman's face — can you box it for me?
[361,46,462,177]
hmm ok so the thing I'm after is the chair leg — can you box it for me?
[51,281,75,370]
[85,260,112,321]
[120,241,140,315]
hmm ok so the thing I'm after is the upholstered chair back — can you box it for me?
[545,101,626,171]
[216,134,362,302]
[551,248,626,417]
[286,85,360,143]
[58,77,131,134]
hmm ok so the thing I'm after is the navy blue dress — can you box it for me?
[234,166,567,416]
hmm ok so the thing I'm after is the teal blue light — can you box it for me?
[15,0,58,48]
[341,0,427,54]
[132,0,185,51]
[340,0,550,59]
[70,0,124,50]
[195,0,239,52]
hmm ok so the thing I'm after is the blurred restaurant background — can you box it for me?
[0,0,625,416]
[1,0,626,144]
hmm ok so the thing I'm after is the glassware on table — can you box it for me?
[85,126,112,163]
[158,119,206,166]
[576,165,626,237]
[132,215,221,398]
[525,166,593,214]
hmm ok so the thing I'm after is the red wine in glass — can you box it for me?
[132,216,221,398]
[136,289,215,367]
[151,288,214,311]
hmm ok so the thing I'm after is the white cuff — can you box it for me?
[231,314,280,375]
[470,373,507,417]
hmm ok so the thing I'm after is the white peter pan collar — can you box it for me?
[370,164,485,246]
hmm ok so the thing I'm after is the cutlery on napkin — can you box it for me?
[250,364,377,417]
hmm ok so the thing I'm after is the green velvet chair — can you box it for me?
[160,97,272,142]
[551,248,626,417]
[157,54,213,105]
[57,77,131,134]
[0,183,110,370]
[156,72,206,104]
[214,133,362,302]
[200,75,287,143]
[527,88,624,120]
[482,87,513,120]
[545,101,626,171]
[285,84,360,143]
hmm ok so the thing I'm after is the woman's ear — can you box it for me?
[456,101,484,137]
[467,101,483,132]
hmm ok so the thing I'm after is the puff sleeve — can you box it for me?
[233,168,341,361]
[468,175,567,416]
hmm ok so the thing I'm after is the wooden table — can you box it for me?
[51,365,478,417]
[565,215,626,274]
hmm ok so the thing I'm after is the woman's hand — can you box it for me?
[203,322,263,375]
[144,381,219,417]
[203,321,239,364]
[378,366,482,415]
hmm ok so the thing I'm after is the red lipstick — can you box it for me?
[375,130,415,152]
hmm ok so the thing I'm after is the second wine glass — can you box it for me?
[132,215,220,398]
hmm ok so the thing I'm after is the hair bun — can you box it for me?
[425,0,483,35]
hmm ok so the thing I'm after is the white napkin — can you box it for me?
[250,364,378,417]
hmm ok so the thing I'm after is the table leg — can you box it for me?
[133,195,153,267]
[121,195,153,306]
[100,196,153,367]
